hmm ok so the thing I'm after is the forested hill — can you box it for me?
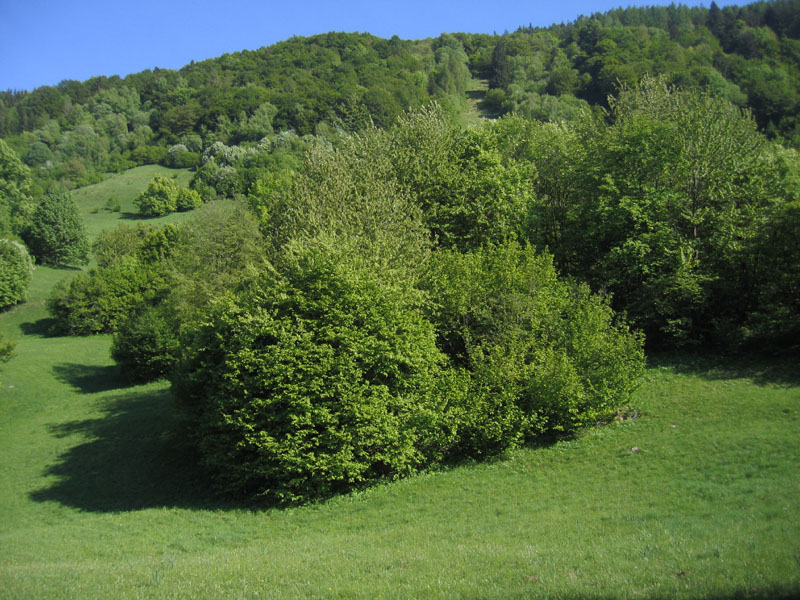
[1,0,799,192]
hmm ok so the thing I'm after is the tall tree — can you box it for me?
[23,190,89,266]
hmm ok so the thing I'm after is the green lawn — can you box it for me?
[1,169,799,599]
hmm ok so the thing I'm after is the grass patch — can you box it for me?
[71,165,195,240]
[462,78,494,126]
[2,294,798,599]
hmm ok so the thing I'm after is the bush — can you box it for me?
[135,175,200,216]
[111,304,181,382]
[47,259,170,335]
[130,145,169,166]
[0,239,34,308]
[173,236,453,504]
[424,242,645,456]
[23,191,89,266]
[175,187,202,211]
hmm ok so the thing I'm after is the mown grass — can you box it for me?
[1,170,799,599]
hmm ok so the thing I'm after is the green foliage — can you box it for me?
[429,35,471,97]
[0,138,34,236]
[0,332,13,364]
[519,77,786,347]
[135,175,200,216]
[111,303,181,382]
[103,195,121,212]
[92,222,180,269]
[106,202,263,382]
[391,107,533,249]
[424,242,645,455]
[46,259,170,335]
[0,238,34,308]
[264,129,430,274]
[22,190,89,266]
[744,145,800,345]
[173,236,452,503]
[303,104,533,252]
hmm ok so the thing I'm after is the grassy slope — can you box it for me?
[462,78,493,126]
[1,169,799,599]
[72,165,194,241]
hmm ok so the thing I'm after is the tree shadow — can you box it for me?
[29,388,228,512]
[120,211,160,221]
[648,351,800,388]
[19,317,58,337]
[52,362,131,394]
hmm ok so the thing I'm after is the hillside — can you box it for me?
[1,2,800,597]
[1,1,799,194]
[1,187,798,595]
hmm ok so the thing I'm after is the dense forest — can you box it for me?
[1,0,799,503]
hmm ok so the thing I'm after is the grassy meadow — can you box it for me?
[71,165,194,241]
[1,168,799,599]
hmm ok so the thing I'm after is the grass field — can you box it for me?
[71,165,194,241]
[1,169,799,599]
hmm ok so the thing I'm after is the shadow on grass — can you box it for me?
[29,387,225,512]
[120,211,162,221]
[648,352,800,388]
[52,362,131,394]
[19,318,57,337]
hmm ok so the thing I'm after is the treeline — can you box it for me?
[462,0,800,145]
[1,1,799,196]
[0,32,466,193]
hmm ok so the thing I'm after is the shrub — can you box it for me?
[175,187,202,211]
[23,191,89,266]
[111,304,181,382]
[136,175,202,216]
[0,239,34,308]
[135,175,178,216]
[173,236,453,504]
[47,259,170,335]
[424,242,645,456]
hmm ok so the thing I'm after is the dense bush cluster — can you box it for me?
[173,237,454,503]
[135,175,201,216]
[33,74,800,505]
[171,235,644,503]
[46,258,170,335]
[161,109,648,503]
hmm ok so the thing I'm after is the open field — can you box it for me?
[1,169,799,599]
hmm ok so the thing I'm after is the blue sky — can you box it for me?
[2,0,750,91]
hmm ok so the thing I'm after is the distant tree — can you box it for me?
[135,175,201,216]
[0,238,34,308]
[23,191,89,266]
[489,38,513,90]
[0,139,34,236]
